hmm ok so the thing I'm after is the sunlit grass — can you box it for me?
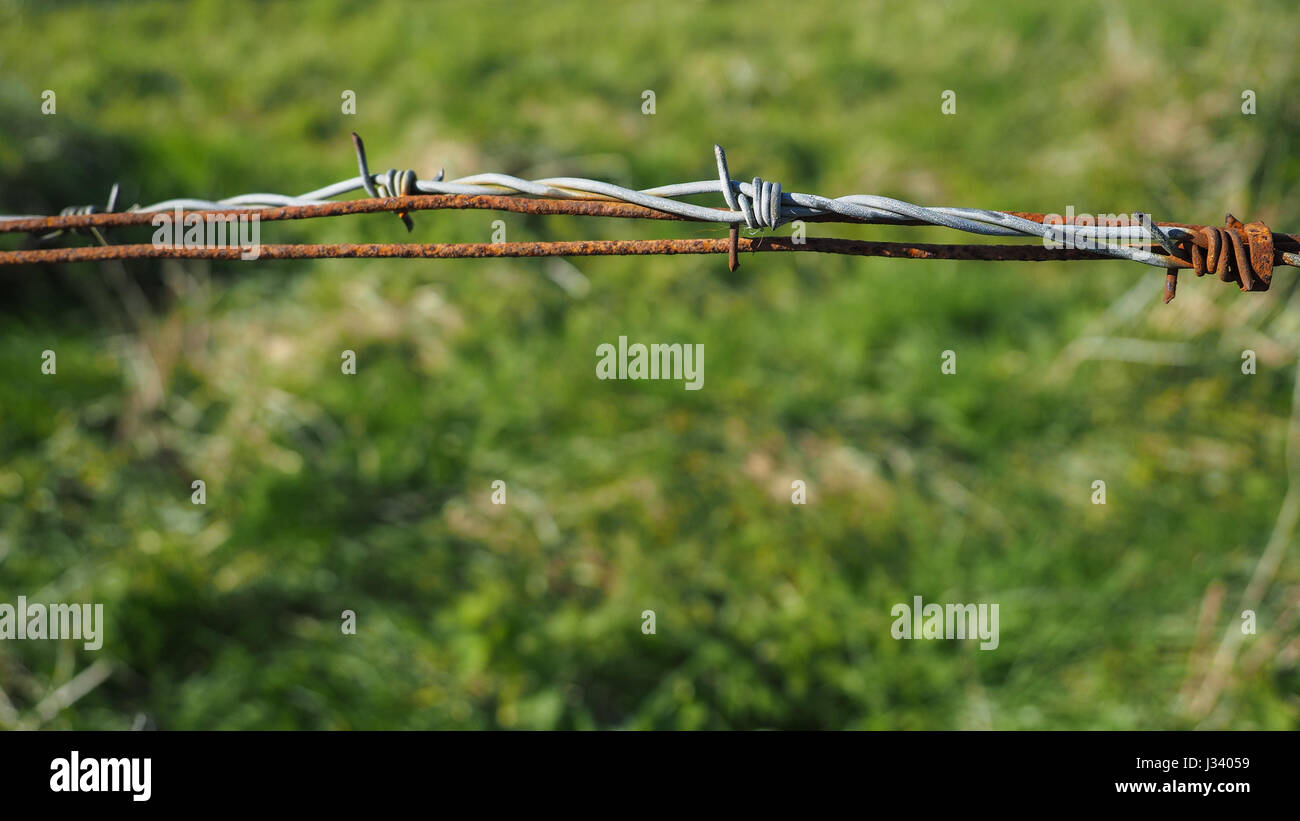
[0,0,1298,729]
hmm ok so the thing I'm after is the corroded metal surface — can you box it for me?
[1178,214,1276,294]
[0,237,1145,266]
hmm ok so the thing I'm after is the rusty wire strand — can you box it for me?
[0,237,1212,267]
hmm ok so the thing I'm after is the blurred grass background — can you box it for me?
[1,0,1299,729]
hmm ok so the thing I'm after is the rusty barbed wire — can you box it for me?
[1,133,1297,301]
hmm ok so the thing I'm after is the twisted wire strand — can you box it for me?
[0,138,1196,270]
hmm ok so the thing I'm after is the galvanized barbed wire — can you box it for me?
[2,132,1296,301]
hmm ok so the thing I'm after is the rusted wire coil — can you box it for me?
[1186,214,1274,290]
[1160,213,1276,303]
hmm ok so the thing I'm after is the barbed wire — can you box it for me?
[1,133,1296,301]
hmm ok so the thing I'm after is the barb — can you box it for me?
[352,131,420,231]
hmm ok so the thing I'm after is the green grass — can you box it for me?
[1,0,1298,729]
